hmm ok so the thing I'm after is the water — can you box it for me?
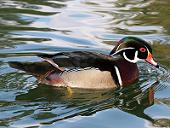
[0,0,170,127]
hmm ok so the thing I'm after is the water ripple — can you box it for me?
[0,0,170,127]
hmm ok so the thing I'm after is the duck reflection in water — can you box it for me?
[16,80,158,124]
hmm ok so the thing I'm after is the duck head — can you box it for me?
[110,37,159,68]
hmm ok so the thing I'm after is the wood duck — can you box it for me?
[9,37,159,89]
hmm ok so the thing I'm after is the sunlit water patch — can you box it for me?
[0,0,170,128]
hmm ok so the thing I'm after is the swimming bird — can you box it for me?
[9,37,159,89]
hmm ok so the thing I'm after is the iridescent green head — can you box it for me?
[110,36,159,68]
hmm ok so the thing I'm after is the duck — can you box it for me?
[9,36,159,89]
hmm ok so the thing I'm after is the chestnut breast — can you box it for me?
[116,59,139,86]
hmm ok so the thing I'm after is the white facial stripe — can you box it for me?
[111,47,135,56]
[123,50,141,63]
[115,43,122,51]
[134,51,141,62]
[114,66,122,86]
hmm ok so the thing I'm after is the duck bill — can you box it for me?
[145,52,159,68]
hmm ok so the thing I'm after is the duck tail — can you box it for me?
[8,61,55,76]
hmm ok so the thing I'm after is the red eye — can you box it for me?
[139,47,146,52]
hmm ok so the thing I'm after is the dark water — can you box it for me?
[0,0,170,127]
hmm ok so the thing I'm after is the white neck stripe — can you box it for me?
[114,66,122,86]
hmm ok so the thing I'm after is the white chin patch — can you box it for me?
[123,51,141,63]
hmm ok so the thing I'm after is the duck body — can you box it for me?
[9,37,158,89]
[37,51,139,89]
